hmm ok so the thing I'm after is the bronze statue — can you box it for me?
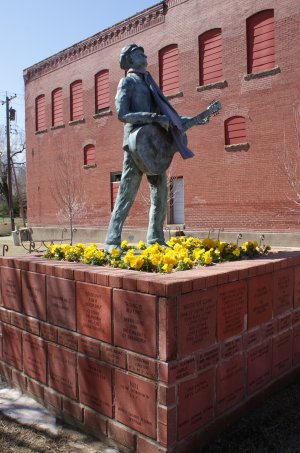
[104,44,220,251]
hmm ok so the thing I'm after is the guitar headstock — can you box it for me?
[207,100,222,116]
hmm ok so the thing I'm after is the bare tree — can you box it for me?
[50,149,87,244]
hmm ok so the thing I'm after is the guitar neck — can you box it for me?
[182,109,211,132]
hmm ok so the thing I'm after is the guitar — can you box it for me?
[128,100,221,175]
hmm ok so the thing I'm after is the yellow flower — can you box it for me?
[204,251,213,265]
[121,240,129,249]
[111,248,121,258]
[232,248,241,257]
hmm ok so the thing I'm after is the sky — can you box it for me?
[0,0,158,131]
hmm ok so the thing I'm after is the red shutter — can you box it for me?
[95,70,110,112]
[247,10,275,73]
[199,29,223,86]
[159,44,180,96]
[225,116,246,145]
[70,80,83,121]
[84,144,96,165]
[35,95,46,131]
[111,182,120,210]
[52,88,63,126]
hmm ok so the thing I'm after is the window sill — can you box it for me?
[51,124,65,131]
[197,80,228,92]
[165,91,183,101]
[69,118,85,126]
[35,129,48,135]
[83,163,97,169]
[244,66,281,81]
[93,109,112,119]
[225,143,250,152]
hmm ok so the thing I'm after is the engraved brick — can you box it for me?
[137,437,166,453]
[293,309,300,324]
[101,344,126,368]
[48,343,77,399]
[27,379,44,400]
[108,420,136,449]
[261,319,278,340]
[294,266,300,307]
[178,369,214,439]
[58,328,78,350]
[84,408,107,436]
[216,354,244,415]
[76,282,112,342]
[159,297,177,361]
[293,324,300,364]
[127,353,157,379]
[278,312,292,331]
[196,345,220,371]
[41,323,58,343]
[243,328,261,350]
[47,276,76,330]
[178,288,217,357]
[22,271,46,320]
[1,267,22,311]
[11,369,27,392]
[158,385,176,406]
[217,281,247,341]
[272,330,292,377]
[114,289,157,357]
[0,307,10,324]
[11,312,25,330]
[78,355,112,417]
[63,397,83,421]
[222,336,243,358]
[2,324,22,370]
[115,370,156,438]
[168,358,195,383]
[248,274,273,328]
[273,268,293,316]
[247,341,272,395]
[158,406,177,446]
[24,317,40,335]
[23,333,47,383]
[78,336,100,359]
[44,388,62,410]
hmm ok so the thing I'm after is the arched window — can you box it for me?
[83,144,96,166]
[70,80,83,121]
[35,94,46,131]
[247,10,275,74]
[225,116,246,145]
[159,44,180,96]
[199,29,223,86]
[95,70,110,112]
[52,88,63,127]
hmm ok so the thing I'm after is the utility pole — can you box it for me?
[1,94,17,232]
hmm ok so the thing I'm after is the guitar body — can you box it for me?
[128,100,221,175]
[128,124,187,175]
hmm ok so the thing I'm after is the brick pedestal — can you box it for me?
[1,251,300,452]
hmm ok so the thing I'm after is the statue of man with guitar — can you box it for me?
[105,44,221,251]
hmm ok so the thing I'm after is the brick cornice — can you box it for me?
[23,2,167,84]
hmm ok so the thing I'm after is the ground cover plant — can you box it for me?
[44,237,271,273]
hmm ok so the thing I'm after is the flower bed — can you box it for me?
[44,237,271,273]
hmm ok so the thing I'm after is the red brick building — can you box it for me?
[24,0,300,242]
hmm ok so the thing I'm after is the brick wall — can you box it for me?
[24,0,300,232]
[1,252,300,451]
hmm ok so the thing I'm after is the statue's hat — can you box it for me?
[119,44,144,70]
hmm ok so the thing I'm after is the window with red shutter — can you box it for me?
[83,144,96,166]
[199,29,223,86]
[52,88,63,126]
[35,95,46,131]
[159,44,180,96]
[95,70,110,112]
[70,80,83,121]
[225,116,247,145]
[247,10,275,74]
